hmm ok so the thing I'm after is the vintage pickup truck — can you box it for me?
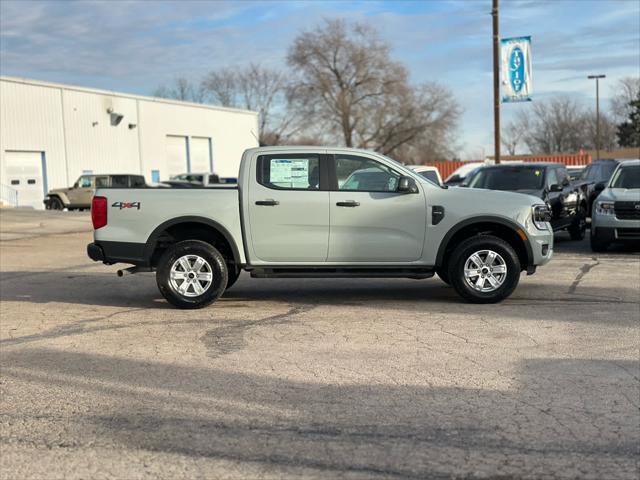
[87,147,554,308]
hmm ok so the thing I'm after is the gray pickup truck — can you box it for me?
[87,147,554,307]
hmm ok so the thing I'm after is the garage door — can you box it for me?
[165,135,188,177]
[190,137,212,173]
[4,151,46,210]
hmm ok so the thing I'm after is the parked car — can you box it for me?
[467,163,587,240]
[163,172,220,188]
[87,146,554,307]
[574,159,620,216]
[44,174,146,210]
[407,165,443,186]
[590,160,640,251]
[444,162,484,186]
[566,165,586,182]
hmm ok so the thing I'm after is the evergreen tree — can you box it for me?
[617,98,640,148]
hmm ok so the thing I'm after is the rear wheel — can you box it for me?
[156,240,227,309]
[225,265,241,290]
[448,235,521,303]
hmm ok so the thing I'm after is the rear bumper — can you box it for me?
[87,241,147,266]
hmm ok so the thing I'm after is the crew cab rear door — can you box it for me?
[247,152,330,262]
[327,153,426,262]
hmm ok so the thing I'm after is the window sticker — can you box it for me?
[270,159,309,188]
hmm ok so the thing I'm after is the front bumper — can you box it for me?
[592,212,640,244]
[526,223,554,267]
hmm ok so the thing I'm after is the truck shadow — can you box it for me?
[1,347,638,478]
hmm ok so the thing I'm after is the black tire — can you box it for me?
[447,235,521,304]
[225,265,241,290]
[47,197,64,210]
[156,240,227,309]
[590,229,608,252]
[568,206,587,241]
[436,266,450,285]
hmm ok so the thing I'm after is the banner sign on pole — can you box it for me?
[501,36,532,102]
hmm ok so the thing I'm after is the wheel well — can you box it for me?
[149,222,238,270]
[438,222,530,270]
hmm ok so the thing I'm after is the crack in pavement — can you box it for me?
[568,258,600,295]
[200,303,317,358]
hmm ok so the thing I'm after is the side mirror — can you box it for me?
[73,182,79,189]
[549,183,562,192]
[562,177,570,187]
[594,182,606,192]
[397,176,418,193]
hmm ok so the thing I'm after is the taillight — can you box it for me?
[91,196,107,229]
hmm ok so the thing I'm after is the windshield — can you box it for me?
[468,167,544,191]
[418,170,440,185]
[580,162,618,182]
[609,165,640,189]
[170,174,204,183]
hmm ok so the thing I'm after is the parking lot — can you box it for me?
[0,209,638,479]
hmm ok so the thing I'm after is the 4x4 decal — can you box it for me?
[112,201,141,210]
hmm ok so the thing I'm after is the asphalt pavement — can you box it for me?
[1,209,638,479]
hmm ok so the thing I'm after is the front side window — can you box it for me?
[336,155,400,192]
[610,165,640,189]
[78,176,93,188]
[546,169,558,188]
[257,154,320,190]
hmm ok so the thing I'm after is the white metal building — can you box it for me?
[0,76,259,209]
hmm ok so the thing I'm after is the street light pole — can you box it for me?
[492,0,501,164]
[588,74,606,160]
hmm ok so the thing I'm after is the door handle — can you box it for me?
[255,199,279,206]
[336,201,360,207]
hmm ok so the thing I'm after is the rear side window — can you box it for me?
[257,154,321,190]
[95,176,110,188]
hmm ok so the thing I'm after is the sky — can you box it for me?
[1,0,639,158]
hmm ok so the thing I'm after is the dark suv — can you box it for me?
[467,163,587,240]
[574,159,620,216]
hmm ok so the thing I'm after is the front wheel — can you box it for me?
[156,240,228,309]
[590,229,608,252]
[46,197,64,210]
[448,235,521,304]
[568,206,587,241]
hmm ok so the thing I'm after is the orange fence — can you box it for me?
[426,154,593,180]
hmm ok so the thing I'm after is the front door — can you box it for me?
[247,153,329,263]
[67,175,94,206]
[328,154,426,262]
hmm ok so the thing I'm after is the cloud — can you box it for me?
[1,0,638,157]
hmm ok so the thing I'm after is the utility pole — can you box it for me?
[492,0,501,164]
[587,74,606,160]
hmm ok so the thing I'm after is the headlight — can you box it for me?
[595,201,615,216]
[532,204,552,230]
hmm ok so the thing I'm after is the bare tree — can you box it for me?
[610,77,640,122]
[583,110,618,151]
[152,77,207,103]
[202,64,301,145]
[523,97,589,153]
[501,119,527,155]
[287,19,460,160]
